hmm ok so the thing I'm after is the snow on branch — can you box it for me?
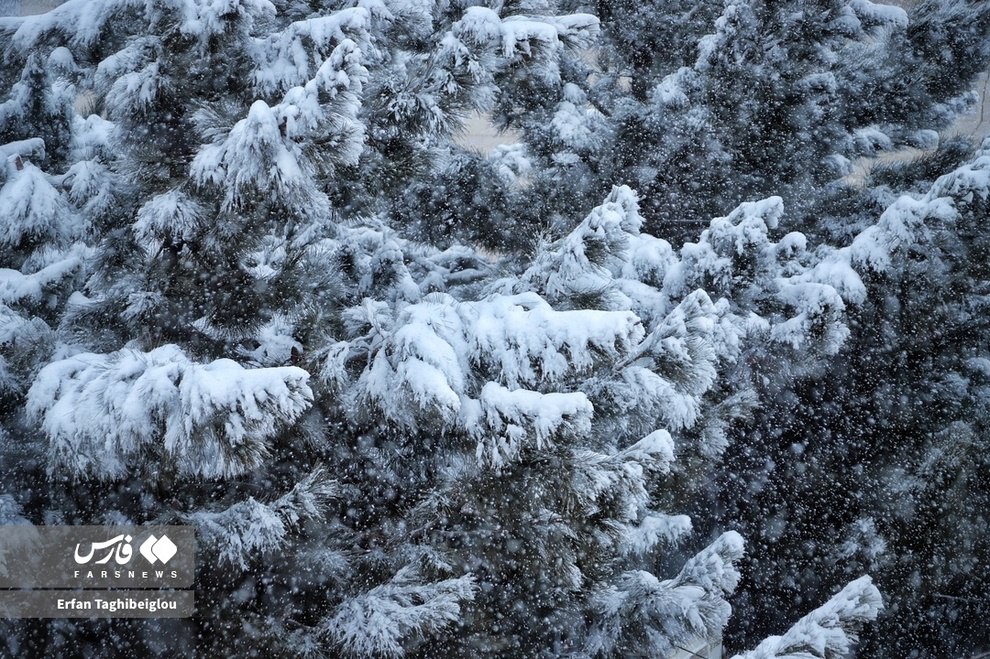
[0,306,54,395]
[586,531,745,657]
[820,139,990,281]
[455,6,598,59]
[598,290,735,436]
[669,196,785,301]
[10,0,275,50]
[771,280,850,353]
[447,6,598,90]
[133,189,206,246]
[8,0,139,49]
[664,194,861,357]
[0,139,45,161]
[0,245,88,305]
[253,7,371,94]
[192,98,319,211]
[570,429,692,555]
[26,344,313,479]
[471,292,642,386]
[322,563,476,658]
[188,467,338,570]
[276,39,366,150]
[927,136,990,204]
[192,40,366,212]
[0,160,75,249]
[353,290,642,436]
[524,185,642,309]
[173,0,276,40]
[98,37,164,119]
[848,0,909,30]
[356,293,469,426]
[732,576,883,659]
[467,382,593,468]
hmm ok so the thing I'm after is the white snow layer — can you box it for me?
[27,344,313,478]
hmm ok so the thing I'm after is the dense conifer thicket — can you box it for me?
[0,0,988,656]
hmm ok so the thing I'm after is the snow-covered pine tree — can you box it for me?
[251,0,598,254]
[440,0,990,245]
[0,38,93,543]
[0,48,76,169]
[0,0,897,656]
[412,3,989,652]
[0,137,86,462]
[0,0,364,653]
[280,188,747,655]
[0,1,739,656]
[718,138,990,657]
[311,183,875,656]
[0,55,98,653]
[0,40,83,320]
[0,137,85,548]
[732,576,883,659]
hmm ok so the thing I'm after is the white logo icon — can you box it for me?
[138,534,178,565]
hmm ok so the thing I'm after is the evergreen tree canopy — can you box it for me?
[0,0,987,657]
